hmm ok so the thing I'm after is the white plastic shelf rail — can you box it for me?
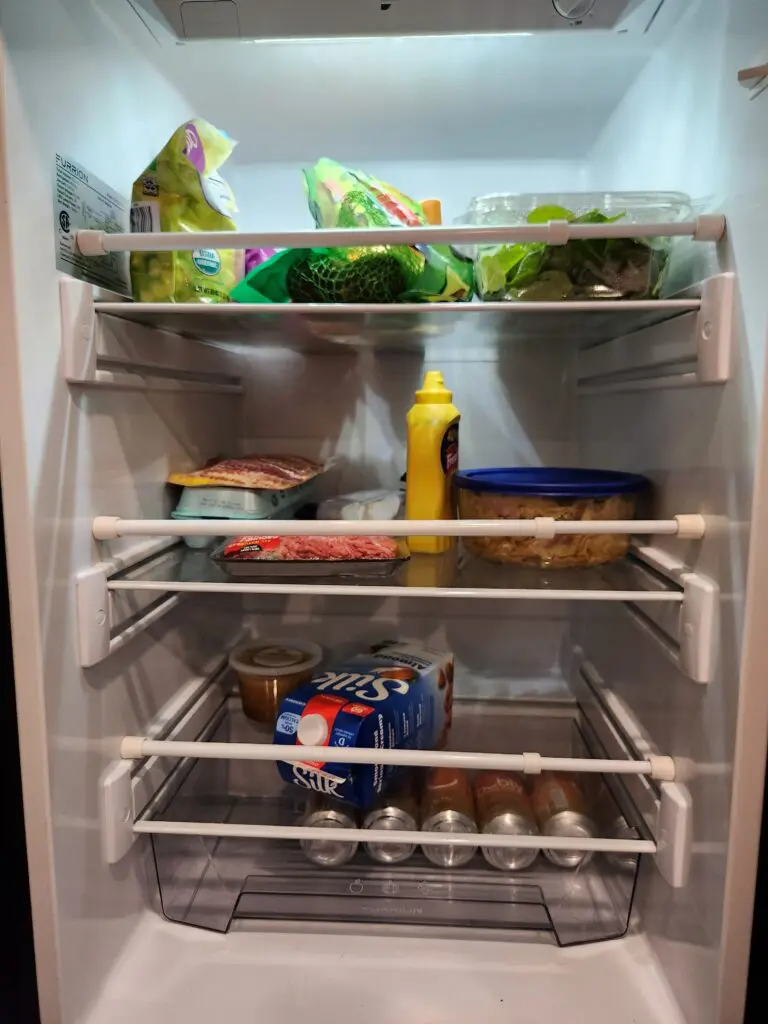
[132,818,655,856]
[76,217,726,255]
[104,543,687,602]
[120,734,676,779]
[121,736,665,857]
[93,514,707,540]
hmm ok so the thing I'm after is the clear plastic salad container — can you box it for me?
[459,192,691,302]
[455,468,649,568]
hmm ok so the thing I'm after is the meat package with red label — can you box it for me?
[211,534,409,578]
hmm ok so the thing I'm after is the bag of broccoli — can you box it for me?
[130,120,240,303]
[231,158,473,304]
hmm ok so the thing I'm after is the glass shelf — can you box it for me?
[95,298,701,353]
[107,546,685,602]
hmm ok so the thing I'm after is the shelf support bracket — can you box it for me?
[60,278,243,393]
[627,544,720,684]
[76,541,189,667]
[576,273,734,393]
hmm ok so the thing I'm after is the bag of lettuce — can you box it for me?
[130,120,240,303]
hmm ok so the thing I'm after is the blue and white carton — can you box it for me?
[273,641,455,808]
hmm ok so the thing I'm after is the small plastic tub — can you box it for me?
[458,191,691,301]
[455,468,649,568]
[229,639,322,724]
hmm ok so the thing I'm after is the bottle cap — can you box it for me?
[421,199,443,225]
[297,714,330,746]
[415,370,453,404]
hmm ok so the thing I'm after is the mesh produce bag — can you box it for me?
[231,158,473,304]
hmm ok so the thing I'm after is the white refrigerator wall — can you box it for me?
[0,2,245,1022]
[147,30,657,165]
[227,159,589,230]
[577,1,768,1022]
[234,337,581,686]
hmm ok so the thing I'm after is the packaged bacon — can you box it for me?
[211,534,410,579]
[167,455,324,491]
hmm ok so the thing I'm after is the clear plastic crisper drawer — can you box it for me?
[145,700,643,947]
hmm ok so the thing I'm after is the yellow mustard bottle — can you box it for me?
[406,370,460,554]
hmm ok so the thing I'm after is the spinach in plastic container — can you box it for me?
[475,203,672,302]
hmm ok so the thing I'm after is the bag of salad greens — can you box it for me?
[474,202,672,302]
[231,158,473,304]
[130,119,240,303]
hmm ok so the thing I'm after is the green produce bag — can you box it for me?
[231,158,473,304]
[130,119,240,303]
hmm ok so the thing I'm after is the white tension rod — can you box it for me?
[106,579,685,602]
[76,216,726,256]
[133,819,656,855]
[120,736,677,782]
[93,514,707,541]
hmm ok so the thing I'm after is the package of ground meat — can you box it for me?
[168,455,324,491]
[211,535,409,579]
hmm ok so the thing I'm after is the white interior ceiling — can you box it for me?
[124,11,671,163]
[133,0,676,40]
[109,0,696,228]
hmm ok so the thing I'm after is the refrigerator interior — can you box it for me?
[1,1,768,1023]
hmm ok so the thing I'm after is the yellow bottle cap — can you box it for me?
[415,370,453,403]
[421,199,443,226]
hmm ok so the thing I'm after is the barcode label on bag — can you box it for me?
[130,201,159,234]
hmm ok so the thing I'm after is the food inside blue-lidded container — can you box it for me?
[454,468,649,568]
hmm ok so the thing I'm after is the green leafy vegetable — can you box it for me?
[476,204,670,302]
[526,204,574,224]
[571,209,625,225]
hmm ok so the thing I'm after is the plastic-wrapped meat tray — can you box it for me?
[210,535,409,579]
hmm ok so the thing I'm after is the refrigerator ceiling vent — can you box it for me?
[136,0,657,40]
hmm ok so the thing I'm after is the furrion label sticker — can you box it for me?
[54,153,131,296]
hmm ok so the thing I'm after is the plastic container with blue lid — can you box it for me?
[454,468,649,568]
